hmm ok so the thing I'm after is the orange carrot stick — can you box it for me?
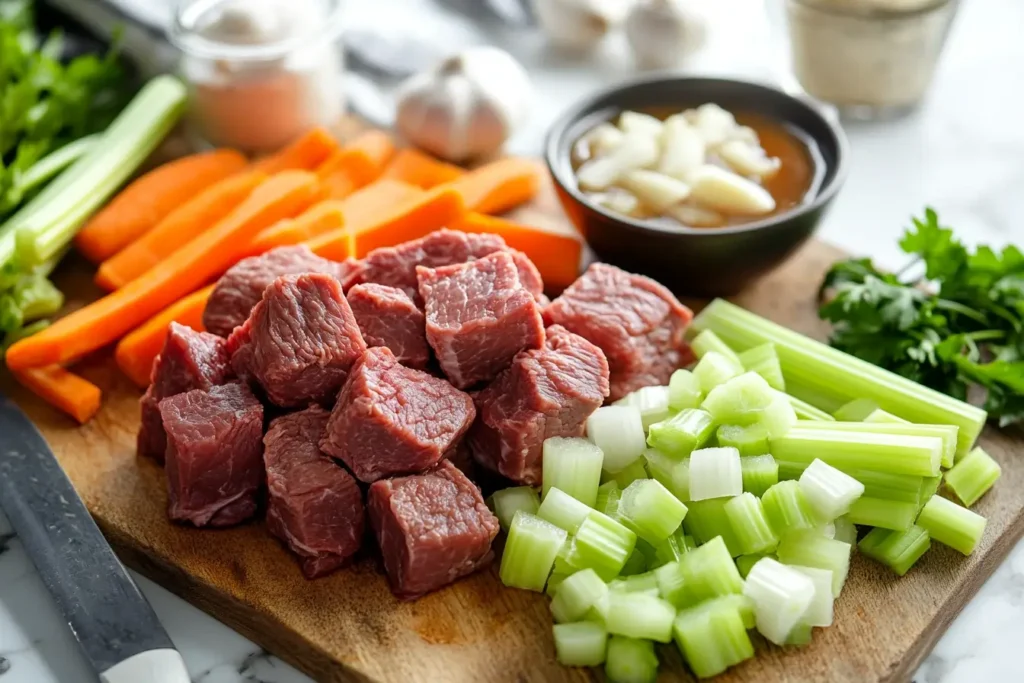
[453,212,583,291]
[75,149,248,263]
[337,179,423,228]
[253,127,340,174]
[95,170,267,291]
[380,148,464,189]
[245,200,346,257]
[114,285,214,388]
[310,186,465,260]
[445,158,541,214]
[5,170,322,370]
[317,130,397,199]
[12,366,102,424]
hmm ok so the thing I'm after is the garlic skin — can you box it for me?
[395,47,531,163]
[532,0,631,51]
[625,0,707,70]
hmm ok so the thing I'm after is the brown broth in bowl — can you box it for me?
[571,107,824,230]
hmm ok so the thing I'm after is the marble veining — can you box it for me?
[1,0,1023,682]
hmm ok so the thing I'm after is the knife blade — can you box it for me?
[0,393,190,683]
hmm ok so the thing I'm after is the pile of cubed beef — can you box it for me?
[137,228,693,599]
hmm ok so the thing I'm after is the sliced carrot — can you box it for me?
[76,149,248,263]
[5,170,322,370]
[337,179,423,229]
[453,212,583,291]
[445,158,541,214]
[317,130,397,200]
[314,186,465,260]
[114,285,214,388]
[95,170,267,291]
[245,200,346,257]
[253,127,340,174]
[381,148,464,189]
[12,366,102,424]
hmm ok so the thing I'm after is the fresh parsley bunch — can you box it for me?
[819,208,1024,426]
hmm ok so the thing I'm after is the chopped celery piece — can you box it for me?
[616,385,672,430]
[692,329,743,366]
[846,497,918,531]
[555,538,616,581]
[643,448,690,501]
[604,592,676,642]
[676,594,756,631]
[919,476,942,508]
[761,481,816,535]
[740,454,778,497]
[701,371,775,425]
[500,512,567,591]
[551,569,609,623]
[864,408,909,424]
[596,481,623,518]
[776,534,851,597]
[775,459,805,482]
[490,486,540,531]
[770,427,941,477]
[605,636,658,683]
[655,560,687,606]
[677,536,744,606]
[553,622,608,667]
[575,512,638,576]
[759,395,799,438]
[784,392,835,422]
[588,406,647,473]
[832,515,857,547]
[832,398,880,422]
[673,601,754,679]
[12,275,63,321]
[603,458,649,488]
[647,408,715,457]
[538,487,593,534]
[859,525,931,576]
[610,571,660,595]
[788,421,958,470]
[669,369,703,410]
[738,342,786,391]
[690,299,986,458]
[651,528,691,567]
[798,459,865,521]
[689,447,742,501]
[546,571,570,597]
[692,351,743,393]
[917,496,986,555]
[717,423,769,457]
[725,492,779,555]
[945,447,1001,507]
[620,548,648,576]
[735,553,772,579]
[620,479,688,544]
[789,565,834,627]
[785,623,813,646]
[776,459,925,503]
[543,437,604,506]
[742,557,815,645]
[684,499,743,557]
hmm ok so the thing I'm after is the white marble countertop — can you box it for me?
[3,0,1024,681]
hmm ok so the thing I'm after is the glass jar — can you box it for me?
[777,0,959,120]
[170,0,344,155]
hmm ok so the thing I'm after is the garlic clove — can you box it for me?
[667,203,727,228]
[594,190,642,216]
[577,132,659,190]
[577,158,622,191]
[582,122,626,158]
[688,165,776,215]
[618,169,692,213]
[730,125,760,146]
[625,0,707,70]
[657,114,706,180]
[618,111,664,140]
[718,140,782,179]
[532,0,629,51]
[690,103,738,148]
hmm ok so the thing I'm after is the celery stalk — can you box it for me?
[916,496,987,555]
[575,512,638,576]
[864,408,909,424]
[643,448,690,502]
[858,525,931,576]
[846,497,918,531]
[489,486,540,531]
[684,499,743,556]
[784,392,835,422]
[761,481,816,535]
[740,454,778,497]
[787,421,958,470]
[944,447,1001,507]
[690,299,987,458]
[604,592,676,642]
[542,437,604,507]
[798,459,865,522]
[647,409,714,458]
[770,428,942,477]
[553,622,608,667]
[605,636,658,683]
[688,447,742,501]
[17,135,99,198]
[609,571,660,595]
[919,476,942,508]
[738,342,786,391]
[776,534,851,597]
[500,512,566,591]
[692,329,743,366]
[724,492,779,555]
[701,372,775,425]
[693,351,742,393]
[776,459,924,503]
[669,369,703,410]
[790,565,834,627]
[619,479,688,544]
[677,536,744,606]
[717,423,770,457]
[673,601,754,679]
[537,487,593,534]
[832,398,880,422]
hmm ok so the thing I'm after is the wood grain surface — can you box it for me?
[3,168,1023,683]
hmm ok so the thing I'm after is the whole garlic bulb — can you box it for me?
[532,0,632,52]
[625,0,707,70]
[395,47,531,163]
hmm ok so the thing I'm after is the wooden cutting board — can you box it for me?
[3,171,1023,683]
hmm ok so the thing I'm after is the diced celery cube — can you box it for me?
[717,423,770,457]
[916,495,986,556]
[553,622,608,667]
[858,525,931,576]
[647,408,715,458]
[684,499,743,557]
[575,512,638,576]
[693,351,743,394]
[588,406,647,473]
[798,459,865,522]
[602,458,649,489]
[740,453,778,497]
[692,329,743,366]
[761,481,816,535]
[677,536,744,606]
[776,533,851,597]
[543,437,604,507]
[673,601,754,678]
[944,447,1001,508]
[620,479,689,544]
[604,592,677,643]
[701,372,775,425]
[689,447,742,501]
[724,492,779,555]
[500,512,566,591]
[742,557,815,645]
[551,568,609,623]
[538,487,593,534]
[846,497,917,531]
[644,448,690,502]
[789,565,834,627]
[738,342,786,391]
[669,369,703,410]
[615,385,672,430]
[596,480,623,518]
[605,636,658,683]
[489,486,539,531]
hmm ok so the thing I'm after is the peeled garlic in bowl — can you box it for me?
[688,165,776,215]
[577,132,660,191]
[618,169,691,212]
[657,115,706,180]
[718,140,782,178]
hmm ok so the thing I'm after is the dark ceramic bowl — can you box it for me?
[545,76,848,296]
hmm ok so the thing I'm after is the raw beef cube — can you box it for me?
[320,347,476,483]
[264,406,365,578]
[544,263,694,401]
[368,460,499,599]
[137,322,231,462]
[470,325,609,484]
[228,273,367,407]
[418,251,545,389]
[346,283,430,369]
[161,382,264,527]
[347,228,545,302]
[203,245,358,337]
